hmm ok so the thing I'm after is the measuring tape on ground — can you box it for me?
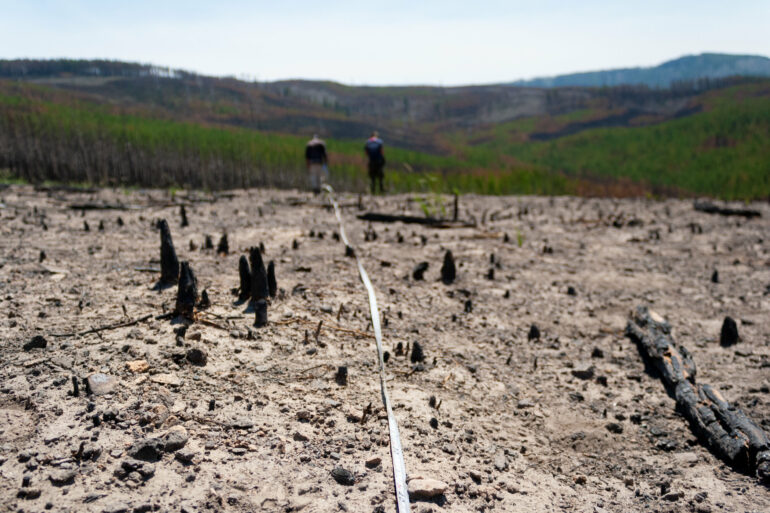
[323,185,411,512]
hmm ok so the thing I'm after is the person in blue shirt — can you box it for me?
[364,131,385,194]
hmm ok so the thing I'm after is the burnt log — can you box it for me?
[249,247,268,302]
[357,212,474,228]
[440,250,456,285]
[238,256,251,301]
[267,261,277,298]
[158,219,179,285]
[626,306,769,483]
[217,233,228,255]
[694,201,761,219]
[174,261,198,319]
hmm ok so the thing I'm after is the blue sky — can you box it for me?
[1,1,768,85]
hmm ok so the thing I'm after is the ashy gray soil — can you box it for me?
[1,185,769,513]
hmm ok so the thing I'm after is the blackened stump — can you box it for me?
[528,324,541,341]
[158,219,179,285]
[411,341,425,363]
[217,233,228,255]
[441,250,456,284]
[335,366,348,386]
[720,317,739,347]
[412,262,429,281]
[711,270,719,283]
[267,261,277,298]
[175,261,198,318]
[238,256,252,301]
[254,299,268,327]
[249,247,268,302]
[204,235,214,250]
[180,205,189,227]
[198,289,211,310]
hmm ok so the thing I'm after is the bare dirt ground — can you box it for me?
[1,185,769,513]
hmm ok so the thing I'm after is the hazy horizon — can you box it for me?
[2,1,768,86]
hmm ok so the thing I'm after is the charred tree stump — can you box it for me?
[720,317,739,347]
[249,247,268,303]
[238,255,252,301]
[412,262,429,281]
[626,306,770,484]
[267,261,277,298]
[441,250,456,285]
[175,261,199,319]
[204,235,214,250]
[198,289,211,310]
[453,193,459,222]
[158,219,179,285]
[180,205,189,227]
[217,233,228,255]
[254,299,268,327]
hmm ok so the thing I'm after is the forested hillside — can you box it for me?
[0,59,768,199]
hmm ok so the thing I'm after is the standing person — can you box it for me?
[305,134,328,194]
[364,131,385,195]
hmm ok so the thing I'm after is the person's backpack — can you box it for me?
[365,139,384,164]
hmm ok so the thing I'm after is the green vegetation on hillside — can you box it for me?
[0,77,768,200]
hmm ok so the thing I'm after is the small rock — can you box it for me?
[408,477,448,499]
[49,469,77,486]
[186,347,208,366]
[162,425,188,452]
[229,416,254,429]
[574,475,587,485]
[86,373,117,396]
[120,458,155,480]
[516,399,534,409]
[23,335,47,351]
[293,430,309,442]
[662,491,683,501]
[571,366,595,380]
[331,467,355,486]
[606,422,623,434]
[127,438,163,462]
[126,360,149,373]
[720,317,739,346]
[17,488,42,500]
[365,457,381,469]
[494,451,507,471]
[150,373,181,387]
[175,449,196,465]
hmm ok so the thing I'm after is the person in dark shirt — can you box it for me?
[364,131,385,194]
[305,134,328,194]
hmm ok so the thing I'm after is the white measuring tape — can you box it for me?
[324,185,411,512]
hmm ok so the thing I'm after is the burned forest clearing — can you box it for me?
[1,185,769,513]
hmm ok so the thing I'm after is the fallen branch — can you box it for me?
[357,212,475,228]
[51,314,154,338]
[626,306,770,484]
[69,203,144,211]
[694,201,761,219]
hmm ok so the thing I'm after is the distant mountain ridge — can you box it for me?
[509,53,770,88]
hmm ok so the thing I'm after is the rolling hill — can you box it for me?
[509,53,770,88]
[0,58,768,199]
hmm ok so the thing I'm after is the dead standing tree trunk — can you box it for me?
[249,247,268,327]
[238,255,251,301]
[175,261,198,319]
[159,219,179,285]
[626,306,770,484]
